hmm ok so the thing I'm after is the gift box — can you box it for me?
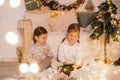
[24,0,42,10]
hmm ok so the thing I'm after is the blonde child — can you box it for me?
[58,23,83,70]
[27,26,53,71]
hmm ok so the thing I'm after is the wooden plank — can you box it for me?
[22,19,32,62]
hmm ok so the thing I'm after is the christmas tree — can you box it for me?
[90,0,120,63]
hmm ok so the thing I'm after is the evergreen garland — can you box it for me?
[24,0,85,11]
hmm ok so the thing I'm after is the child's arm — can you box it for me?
[74,44,83,68]
[27,46,37,63]
[43,44,53,58]
[58,44,66,64]
[36,57,43,64]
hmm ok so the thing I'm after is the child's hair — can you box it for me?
[62,23,80,43]
[33,26,48,43]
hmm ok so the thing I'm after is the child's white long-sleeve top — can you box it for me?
[27,43,53,62]
[58,40,83,66]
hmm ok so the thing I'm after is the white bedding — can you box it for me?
[71,63,120,80]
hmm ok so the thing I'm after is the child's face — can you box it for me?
[35,33,47,45]
[67,32,79,44]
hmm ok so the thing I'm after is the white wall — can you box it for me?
[0,0,25,61]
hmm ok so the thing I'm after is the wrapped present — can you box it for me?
[114,57,120,66]
[24,0,42,10]
[59,64,74,76]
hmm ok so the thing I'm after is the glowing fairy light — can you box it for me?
[0,0,5,6]
[5,32,18,45]
[19,63,29,73]
[9,0,21,8]
[29,63,39,73]
[113,71,118,74]
[103,70,109,74]
[93,71,97,74]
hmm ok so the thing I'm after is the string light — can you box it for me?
[19,63,39,73]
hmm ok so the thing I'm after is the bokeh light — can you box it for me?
[0,0,5,6]
[19,63,29,73]
[30,63,39,73]
[5,32,18,45]
[9,0,21,8]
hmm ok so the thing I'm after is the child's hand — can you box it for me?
[72,64,79,70]
[43,48,49,55]
[37,58,42,64]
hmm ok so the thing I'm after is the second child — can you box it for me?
[58,23,83,71]
[27,26,53,71]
